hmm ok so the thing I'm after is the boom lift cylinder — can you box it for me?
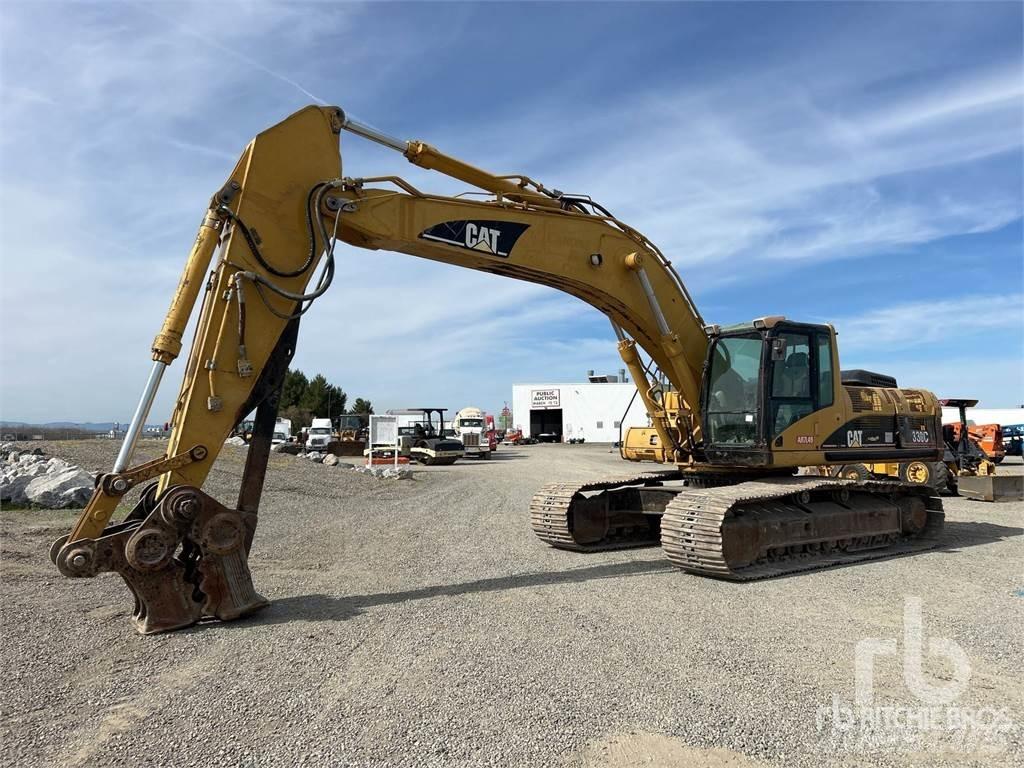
[152,210,224,363]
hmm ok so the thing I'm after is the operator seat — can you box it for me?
[781,352,810,397]
[774,352,812,436]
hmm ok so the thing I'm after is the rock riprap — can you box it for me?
[0,443,96,508]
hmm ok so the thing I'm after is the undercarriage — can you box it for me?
[530,473,944,580]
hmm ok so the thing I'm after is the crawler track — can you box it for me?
[660,477,944,580]
[529,471,682,551]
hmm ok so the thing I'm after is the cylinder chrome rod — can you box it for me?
[339,109,562,209]
[339,114,407,152]
[113,360,166,472]
[635,267,672,337]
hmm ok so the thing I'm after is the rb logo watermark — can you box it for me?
[817,596,1015,753]
[855,596,970,707]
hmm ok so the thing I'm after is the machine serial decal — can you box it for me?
[420,220,529,258]
[796,435,814,445]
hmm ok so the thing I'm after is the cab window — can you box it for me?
[770,332,813,437]
[816,334,834,408]
[706,334,761,445]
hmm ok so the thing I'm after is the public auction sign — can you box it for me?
[530,389,560,409]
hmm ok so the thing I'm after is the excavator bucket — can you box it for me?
[328,439,366,457]
[956,474,1024,502]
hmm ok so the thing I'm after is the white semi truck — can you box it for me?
[451,407,491,459]
[307,417,333,451]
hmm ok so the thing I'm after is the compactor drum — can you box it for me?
[391,408,463,465]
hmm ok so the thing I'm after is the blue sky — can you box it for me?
[1,1,1022,425]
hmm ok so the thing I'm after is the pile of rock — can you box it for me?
[354,465,414,480]
[267,448,358,469]
[0,443,96,508]
[299,452,356,469]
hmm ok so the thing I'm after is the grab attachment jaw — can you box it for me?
[52,485,266,634]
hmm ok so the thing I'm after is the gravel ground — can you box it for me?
[2,439,1021,768]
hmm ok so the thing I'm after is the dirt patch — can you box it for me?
[569,730,767,767]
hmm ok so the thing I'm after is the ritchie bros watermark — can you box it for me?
[816,596,1016,754]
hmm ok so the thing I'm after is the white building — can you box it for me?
[511,375,651,443]
[506,390,1024,445]
[941,407,1024,428]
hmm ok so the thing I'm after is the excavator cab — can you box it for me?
[702,317,836,466]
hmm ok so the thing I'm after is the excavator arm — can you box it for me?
[51,105,709,633]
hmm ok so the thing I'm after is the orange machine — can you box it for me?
[503,429,522,444]
[948,423,1005,464]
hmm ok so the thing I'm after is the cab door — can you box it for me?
[766,326,836,453]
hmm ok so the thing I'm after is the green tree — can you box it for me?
[279,404,312,432]
[301,374,347,419]
[328,384,347,418]
[351,398,374,415]
[280,369,308,410]
[300,374,329,415]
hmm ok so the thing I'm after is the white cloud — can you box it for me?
[559,68,1021,269]
[834,294,1024,351]
[863,65,1023,138]
[831,294,1024,408]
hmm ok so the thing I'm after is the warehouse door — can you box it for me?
[530,409,563,441]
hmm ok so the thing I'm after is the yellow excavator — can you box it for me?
[51,106,945,634]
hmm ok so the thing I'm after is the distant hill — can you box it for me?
[0,421,164,433]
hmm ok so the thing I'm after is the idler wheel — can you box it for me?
[897,496,928,534]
